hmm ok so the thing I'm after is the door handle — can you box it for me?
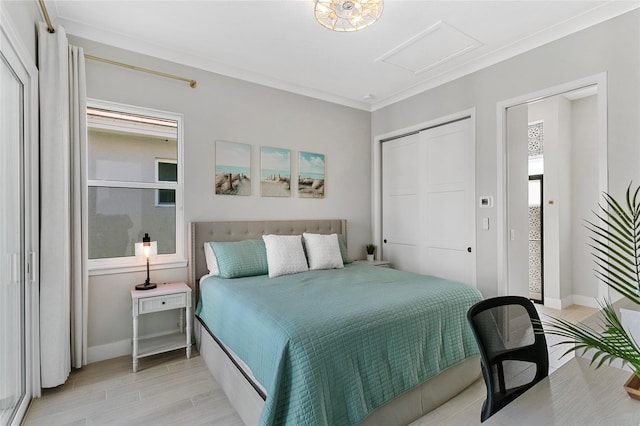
[11,253,19,284]
[467,247,472,253]
[383,239,387,244]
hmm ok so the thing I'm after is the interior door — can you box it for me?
[421,119,475,285]
[381,133,421,273]
[0,52,26,425]
[382,118,475,285]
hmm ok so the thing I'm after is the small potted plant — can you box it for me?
[365,244,377,262]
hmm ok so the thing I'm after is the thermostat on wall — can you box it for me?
[479,196,494,208]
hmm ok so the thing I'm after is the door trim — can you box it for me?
[372,108,477,287]
[496,73,608,303]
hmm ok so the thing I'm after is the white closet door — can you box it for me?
[382,118,475,285]
[382,133,421,273]
[421,119,475,285]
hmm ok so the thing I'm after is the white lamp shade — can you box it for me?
[135,241,157,258]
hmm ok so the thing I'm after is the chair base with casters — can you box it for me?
[467,295,549,422]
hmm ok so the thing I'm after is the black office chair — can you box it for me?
[467,296,549,422]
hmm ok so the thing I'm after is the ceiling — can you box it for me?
[46,0,639,111]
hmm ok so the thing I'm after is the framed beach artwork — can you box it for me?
[298,151,325,199]
[260,147,291,197]
[215,140,251,196]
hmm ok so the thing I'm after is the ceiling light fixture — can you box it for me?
[314,0,383,32]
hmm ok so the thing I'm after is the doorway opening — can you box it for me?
[498,74,607,308]
[528,174,543,303]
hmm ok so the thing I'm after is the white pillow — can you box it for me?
[204,242,219,276]
[262,234,309,278]
[303,233,344,271]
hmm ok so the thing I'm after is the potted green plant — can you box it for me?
[540,184,640,399]
[365,244,377,262]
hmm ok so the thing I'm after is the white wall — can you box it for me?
[2,0,39,65]
[571,95,600,302]
[557,97,573,302]
[68,36,372,362]
[372,10,640,300]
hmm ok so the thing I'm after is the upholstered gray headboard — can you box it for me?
[188,219,346,298]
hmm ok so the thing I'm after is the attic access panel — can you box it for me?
[377,21,482,74]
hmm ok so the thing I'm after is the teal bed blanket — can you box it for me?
[196,263,482,426]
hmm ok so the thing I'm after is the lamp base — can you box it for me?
[135,282,157,291]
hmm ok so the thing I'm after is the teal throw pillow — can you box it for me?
[337,234,352,264]
[210,240,268,278]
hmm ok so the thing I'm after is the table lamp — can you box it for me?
[134,233,157,290]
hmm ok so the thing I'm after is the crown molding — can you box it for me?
[57,17,372,111]
[52,1,639,114]
[370,1,640,111]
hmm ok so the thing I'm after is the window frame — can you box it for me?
[87,99,185,275]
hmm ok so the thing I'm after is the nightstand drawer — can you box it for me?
[138,293,187,314]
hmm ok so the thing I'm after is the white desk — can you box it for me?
[485,357,640,425]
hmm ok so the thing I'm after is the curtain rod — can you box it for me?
[38,0,55,33]
[84,54,197,89]
[36,0,197,88]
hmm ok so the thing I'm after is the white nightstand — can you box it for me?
[354,259,392,268]
[131,282,192,372]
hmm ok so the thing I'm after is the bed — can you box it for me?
[189,219,481,426]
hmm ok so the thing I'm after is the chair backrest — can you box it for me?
[467,296,549,422]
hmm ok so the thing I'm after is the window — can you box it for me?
[156,159,177,206]
[87,100,184,273]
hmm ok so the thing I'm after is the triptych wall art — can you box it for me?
[297,151,325,198]
[214,140,325,199]
[260,146,291,197]
[214,140,252,196]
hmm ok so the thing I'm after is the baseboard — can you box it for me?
[88,329,180,364]
[88,339,131,364]
[544,294,600,310]
[571,295,599,308]
[543,296,572,309]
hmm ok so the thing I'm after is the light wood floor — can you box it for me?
[24,304,597,426]
[24,349,243,426]
[535,303,597,372]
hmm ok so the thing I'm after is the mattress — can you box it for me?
[195,263,482,426]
